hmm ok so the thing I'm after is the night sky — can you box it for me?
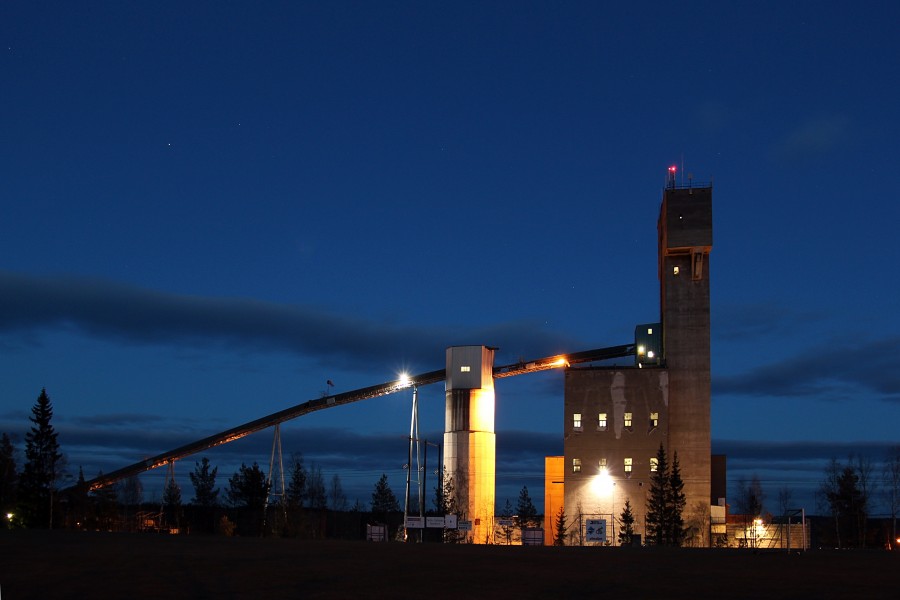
[2,1,898,513]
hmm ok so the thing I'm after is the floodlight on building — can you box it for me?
[552,357,569,367]
[647,350,654,359]
[637,345,646,356]
[591,467,614,497]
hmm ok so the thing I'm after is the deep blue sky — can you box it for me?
[2,1,898,514]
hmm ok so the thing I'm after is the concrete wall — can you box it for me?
[563,368,669,542]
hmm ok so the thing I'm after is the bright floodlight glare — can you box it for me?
[647,350,655,359]
[398,372,411,387]
[591,467,614,497]
[552,357,568,367]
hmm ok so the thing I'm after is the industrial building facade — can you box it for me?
[558,183,713,546]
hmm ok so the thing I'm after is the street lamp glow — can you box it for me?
[398,372,411,388]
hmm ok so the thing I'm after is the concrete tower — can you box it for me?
[658,182,713,529]
[444,345,496,544]
[560,179,713,546]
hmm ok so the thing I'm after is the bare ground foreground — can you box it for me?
[1,531,897,599]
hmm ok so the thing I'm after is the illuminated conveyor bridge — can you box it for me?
[84,343,633,491]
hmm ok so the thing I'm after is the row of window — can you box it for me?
[572,457,659,474]
[572,412,659,431]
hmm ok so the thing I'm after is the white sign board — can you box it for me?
[405,516,424,529]
[444,514,458,529]
[497,519,513,527]
[585,519,607,543]
[458,520,472,531]
[426,516,446,528]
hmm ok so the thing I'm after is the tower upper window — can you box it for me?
[624,412,633,429]
[573,458,582,473]
[598,413,607,431]
[650,412,659,429]
[650,457,659,472]
[573,413,582,430]
[624,457,633,474]
[460,365,471,372]
[599,458,608,469]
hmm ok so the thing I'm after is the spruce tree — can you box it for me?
[19,389,63,528]
[162,477,182,530]
[371,473,399,515]
[227,463,270,510]
[553,506,567,546]
[227,463,270,536]
[499,499,514,545]
[516,485,538,531]
[668,451,687,546]
[645,443,669,545]
[287,453,307,508]
[189,457,219,507]
[618,499,635,546]
[189,457,219,533]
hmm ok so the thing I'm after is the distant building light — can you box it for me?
[647,350,655,359]
[673,266,680,275]
[647,328,653,335]
[460,365,471,372]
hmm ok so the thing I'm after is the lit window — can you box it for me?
[650,412,659,428]
[624,458,633,474]
[598,458,607,469]
[573,413,582,430]
[598,413,607,431]
[650,457,659,472]
[624,412,633,428]
[647,327,653,335]
[573,458,582,473]
[673,266,680,276]
[460,365,470,372]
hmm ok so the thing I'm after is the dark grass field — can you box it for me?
[1,530,897,599]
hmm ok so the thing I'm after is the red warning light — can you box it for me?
[668,165,677,172]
